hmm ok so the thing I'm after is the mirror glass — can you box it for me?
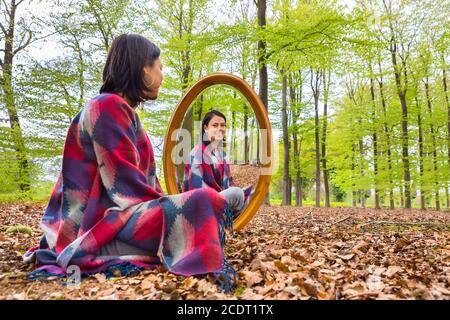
[171,84,264,213]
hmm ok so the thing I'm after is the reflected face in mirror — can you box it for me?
[203,114,226,144]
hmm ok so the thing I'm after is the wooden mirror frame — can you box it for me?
[163,73,272,232]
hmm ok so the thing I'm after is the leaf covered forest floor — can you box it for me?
[0,203,449,300]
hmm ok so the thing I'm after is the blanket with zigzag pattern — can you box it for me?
[23,93,235,290]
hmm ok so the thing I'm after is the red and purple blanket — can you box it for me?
[182,143,253,203]
[24,93,236,291]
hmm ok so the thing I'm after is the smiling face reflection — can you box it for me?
[203,115,226,144]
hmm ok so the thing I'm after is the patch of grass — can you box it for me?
[6,225,33,235]
[269,198,282,205]
[0,183,52,205]
[234,286,246,297]
[361,222,450,234]
[269,198,351,207]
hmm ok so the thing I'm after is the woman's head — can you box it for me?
[202,110,227,145]
[100,34,163,107]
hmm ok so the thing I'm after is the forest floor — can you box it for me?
[0,203,449,300]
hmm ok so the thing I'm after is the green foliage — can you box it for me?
[6,225,33,235]
[0,0,448,210]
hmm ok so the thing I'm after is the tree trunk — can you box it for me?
[256,122,260,165]
[249,118,255,163]
[311,69,321,207]
[416,97,426,210]
[256,0,270,205]
[174,1,194,190]
[321,70,330,207]
[369,69,380,209]
[351,145,357,207]
[232,111,237,164]
[443,65,450,209]
[281,68,290,205]
[424,79,440,210]
[1,0,31,195]
[196,94,203,122]
[438,55,450,208]
[398,93,411,209]
[377,60,395,209]
[289,72,302,206]
[358,135,365,209]
[400,183,404,208]
[446,188,450,210]
[244,105,249,164]
[389,36,411,209]
[287,176,292,205]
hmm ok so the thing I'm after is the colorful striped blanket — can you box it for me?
[183,143,253,204]
[23,93,236,291]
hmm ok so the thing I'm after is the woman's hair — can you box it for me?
[100,34,160,107]
[201,109,227,147]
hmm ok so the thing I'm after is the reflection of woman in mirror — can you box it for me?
[183,110,253,218]
[23,34,237,292]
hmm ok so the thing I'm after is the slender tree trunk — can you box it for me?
[424,79,440,210]
[179,108,193,189]
[287,176,292,205]
[416,97,426,210]
[249,118,255,163]
[369,69,380,209]
[243,105,249,163]
[351,145,357,207]
[446,188,449,210]
[293,136,302,206]
[377,60,395,209]
[400,183,404,208]
[256,122,260,165]
[443,65,450,209]
[358,134,365,209]
[321,70,330,207]
[256,0,270,205]
[232,111,237,164]
[389,37,411,209]
[176,3,193,189]
[196,94,203,121]
[281,68,290,205]
[287,107,292,205]
[289,72,302,206]
[445,186,450,209]
[311,69,322,207]
[397,91,411,209]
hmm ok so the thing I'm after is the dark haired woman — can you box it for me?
[183,110,253,218]
[23,34,237,291]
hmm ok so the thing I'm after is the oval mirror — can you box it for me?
[163,73,272,231]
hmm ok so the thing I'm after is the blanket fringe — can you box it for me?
[103,261,144,278]
[214,203,237,293]
[25,261,144,284]
[25,269,66,282]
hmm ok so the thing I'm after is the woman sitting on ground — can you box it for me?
[182,110,253,218]
[23,34,243,292]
